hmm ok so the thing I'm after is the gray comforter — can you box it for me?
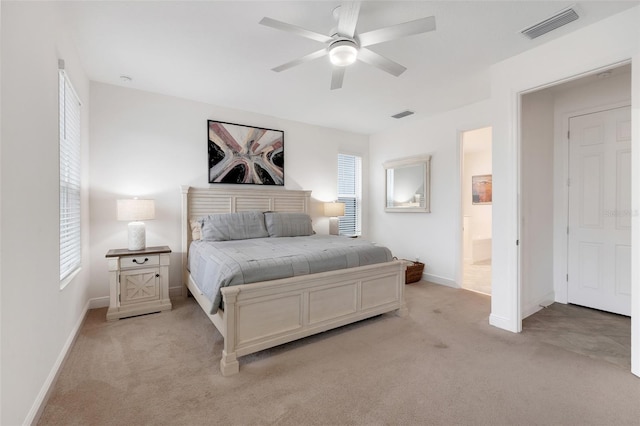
[188,235,393,312]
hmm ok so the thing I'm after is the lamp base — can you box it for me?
[329,217,340,236]
[128,221,146,251]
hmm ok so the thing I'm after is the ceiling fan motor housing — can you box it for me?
[329,39,359,66]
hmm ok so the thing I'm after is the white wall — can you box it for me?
[1,3,92,424]
[520,90,555,318]
[0,1,3,422]
[489,5,639,363]
[89,83,369,300]
[632,35,640,379]
[369,100,492,286]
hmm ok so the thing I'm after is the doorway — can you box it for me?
[461,127,493,295]
[519,63,632,319]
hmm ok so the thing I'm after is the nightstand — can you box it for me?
[106,245,172,320]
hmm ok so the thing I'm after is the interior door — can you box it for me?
[567,106,631,316]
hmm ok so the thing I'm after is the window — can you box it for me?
[337,153,362,236]
[59,66,82,283]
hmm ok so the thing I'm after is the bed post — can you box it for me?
[220,287,240,376]
[181,185,191,297]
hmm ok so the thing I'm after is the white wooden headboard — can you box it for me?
[180,185,312,286]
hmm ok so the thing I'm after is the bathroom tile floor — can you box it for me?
[463,259,491,295]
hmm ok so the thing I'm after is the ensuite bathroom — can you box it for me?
[462,126,492,295]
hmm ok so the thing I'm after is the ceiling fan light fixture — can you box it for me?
[329,40,358,67]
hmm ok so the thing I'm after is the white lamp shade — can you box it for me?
[324,202,345,217]
[117,199,155,221]
[118,199,154,250]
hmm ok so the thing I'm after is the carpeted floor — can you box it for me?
[38,282,640,425]
[522,301,631,370]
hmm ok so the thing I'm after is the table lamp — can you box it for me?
[324,202,345,236]
[117,198,155,250]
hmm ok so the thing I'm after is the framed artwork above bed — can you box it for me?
[208,120,284,185]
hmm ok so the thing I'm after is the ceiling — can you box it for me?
[58,1,638,135]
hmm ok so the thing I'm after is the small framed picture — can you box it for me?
[472,174,492,204]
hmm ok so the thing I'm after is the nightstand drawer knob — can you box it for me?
[132,257,149,264]
[156,274,160,278]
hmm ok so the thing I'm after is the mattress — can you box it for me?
[188,235,393,312]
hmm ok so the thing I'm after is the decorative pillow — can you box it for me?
[264,212,314,237]
[200,211,269,241]
[190,220,202,240]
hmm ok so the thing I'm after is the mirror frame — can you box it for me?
[383,155,431,213]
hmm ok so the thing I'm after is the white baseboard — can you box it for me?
[423,273,459,288]
[89,296,109,309]
[489,313,519,333]
[169,285,185,298]
[521,291,555,320]
[26,298,92,425]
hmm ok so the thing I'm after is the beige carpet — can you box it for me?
[522,302,631,370]
[38,282,640,425]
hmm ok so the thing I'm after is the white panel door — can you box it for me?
[568,106,631,316]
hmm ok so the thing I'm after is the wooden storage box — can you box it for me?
[404,260,424,284]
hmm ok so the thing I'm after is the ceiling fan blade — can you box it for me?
[260,17,333,44]
[271,49,328,73]
[357,48,407,77]
[330,67,346,90]
[337,1,361,38]
[358,16,436,47]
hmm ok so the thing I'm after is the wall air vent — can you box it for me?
[521,7,579,39]
[392,110,414,119]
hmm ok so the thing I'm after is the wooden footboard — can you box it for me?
[181,185,408,376]
[188,260,407,376]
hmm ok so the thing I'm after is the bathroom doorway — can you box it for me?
[461,127,493,295]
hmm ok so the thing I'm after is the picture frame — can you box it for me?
[472,174,492,204]
[207,120,284,185]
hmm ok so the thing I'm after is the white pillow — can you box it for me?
[190,220,202,240]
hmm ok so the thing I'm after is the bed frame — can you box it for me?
[181,186,407,376]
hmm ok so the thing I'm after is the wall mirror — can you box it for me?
[383,155,431,212]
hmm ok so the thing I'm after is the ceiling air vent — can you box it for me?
[392,110,414,119]
[521,7,579,39]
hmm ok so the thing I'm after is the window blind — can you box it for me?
[337,154,362,236]
[59,69,82,282]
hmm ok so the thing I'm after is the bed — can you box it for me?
[181,186,408,376]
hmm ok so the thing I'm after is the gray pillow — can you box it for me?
[200,211,269,241]
[264,212,314,237]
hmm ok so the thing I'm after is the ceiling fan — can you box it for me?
[259,1,436,90]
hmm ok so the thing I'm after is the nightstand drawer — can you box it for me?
[120,255,159,269]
